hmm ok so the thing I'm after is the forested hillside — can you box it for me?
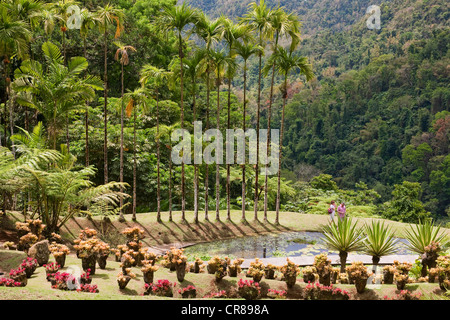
[188,0,450,217]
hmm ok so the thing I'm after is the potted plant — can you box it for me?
[49,243,70,268]
[141,261,159,284]
[207,256,222,274]
[264,264,278,280]
[178,285,197,298]
[2,241,16,250]
[44,262,60,281]
[393,260,412,290]
[80,269,92,285]
[267,289,287,299]
[346,261,372,294]
[302,266,317,283]
[237,278,261,300]
[313,253,333,286]
[228,258,244,277]
[436,255,450,291]
[96,241,110,269]
[192,257,204,273]
[20,257,38,278]
[74,238,101,274]
[215,258,228,283]
[144,279,175,297]
[117,268,136,290]
[383,265,396,284]
[9,268,27,286]
[280,258,300,288]
[247,258,265,282]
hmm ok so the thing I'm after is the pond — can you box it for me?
[183,231,415,259]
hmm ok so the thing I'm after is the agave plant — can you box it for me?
[321,217,365,273]
[363,220,399,272]
[404,219,447,276]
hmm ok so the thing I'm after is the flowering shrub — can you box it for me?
[237,279,261,300]
[227,258,244,277]
[49,243,70,267]
[52,272,76,290]
[264,264,278,280]
[346,261,372,294]
[9,268,27,286]
[313,253,333,286]
[17,233,38,252]
[397,289,422,300]
[2,241,15,250]
[206,256,222,274]
[382,265,396,284]
[0,278,24,287]
[122,227,145,241]
[267,289,287,299]
[304,282,350,300]
[247,258,265,282]
[80,269,91,285]
[77,284,99,293]
[178,285,197,298]
[393,260,412,290]
[144,279,175,297]
[20,257,38,278]
[44,262,60,274]
[203,290,227,299]
[280,258,300,288]
[302,266,317,283]
[436,255,450,291]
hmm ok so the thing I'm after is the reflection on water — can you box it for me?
[184,231,415,259]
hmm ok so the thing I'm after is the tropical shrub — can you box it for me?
[363,220,398,269]
[280,258,300,288]
[304,282,350,300]
[346,261,372,294]
[144,279,175,297]
[237,279,261,300]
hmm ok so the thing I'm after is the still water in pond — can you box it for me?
[183,231,415,259]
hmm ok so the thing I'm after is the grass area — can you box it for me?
[1,210,449,300]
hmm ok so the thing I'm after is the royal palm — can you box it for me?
[160,2,198,221]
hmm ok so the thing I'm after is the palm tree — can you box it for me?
[242,0,274,221]
[122,87,150,221]
[209,48,228,221]
[114,42,136,222]
[269,46,313,224]
[262,8,302,221]
[51,0,77,65]
[322,217,365,273]
[363,220,399,273]
[194,13,223,221]
[0,4,32,147]
[79,8,98,167]
[96,4,124,184]
[234,40,262,221]
[220,17,252,221]
[160,2,198,222]
[184,50,207,223]
[404,219,447,276]
[13,42,103,150]
[139,64,171,222]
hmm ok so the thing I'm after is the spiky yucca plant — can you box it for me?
[363,220,399,272]
[322,217,365,273]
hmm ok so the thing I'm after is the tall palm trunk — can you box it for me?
[241,60,248,222]
[119,62,125,222]
[226,45,232,222]
[264,31,279,222]
[156,89,161,222]
[204,66,211,221]
[275,75,288,225]
[103,25,109,184]
[254,33,263,221]
[215,77,221,221]
[132,108,137,221]
[192,84,199,223]
[178,32,186,221]
[84,37,89,167]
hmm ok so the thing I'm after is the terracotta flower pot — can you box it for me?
[285,275,297,288]
[55,255,66,268]
[176,263,186,282]
[143,271,154,284]
[97,254,108,269]
[81,255,97,275]
[355,278,367,294]
[118,276,131,290]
